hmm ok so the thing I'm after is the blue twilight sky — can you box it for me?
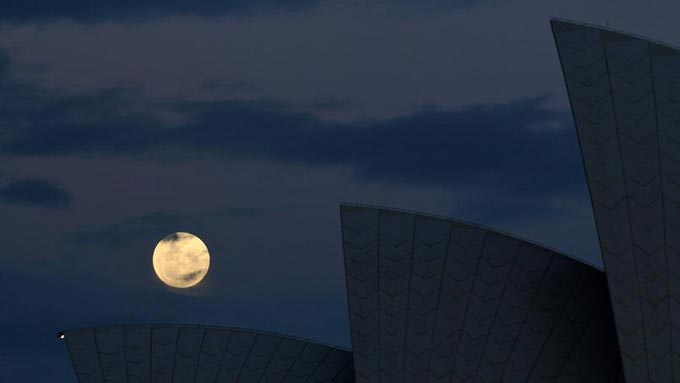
[1,1,680,381]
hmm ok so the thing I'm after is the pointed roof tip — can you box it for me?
[548,18,592,34]
[550,17,680,53]
[549,17,584,27]
[548,17,604,33]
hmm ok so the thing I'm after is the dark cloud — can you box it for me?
[213,97,580,225]
[1,90,580,199]
[0,43,582,226]
[0,39,583,212]
[0,86,160,155]
[0,0,494,23]
[66,208,280,248]
[0,0,316,23]
[0,178,72,209]
[166,96,581,199]
[66,212,205,248]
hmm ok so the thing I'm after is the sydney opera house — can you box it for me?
[59,19,680,382]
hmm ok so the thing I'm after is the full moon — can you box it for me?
[152,232,210,288]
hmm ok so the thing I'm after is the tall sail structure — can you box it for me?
[552,18,680,382]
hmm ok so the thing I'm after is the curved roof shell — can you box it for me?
[61,324,354,383]
[552,18,680,382]
[340,204,622,382]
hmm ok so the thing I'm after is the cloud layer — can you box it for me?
[0,0,489,23]
[0,178,71,208]
[0,83,580,202]
[0,0,316,22]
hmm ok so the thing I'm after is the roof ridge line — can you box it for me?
[59,323,352,352]
[340,202,603,271]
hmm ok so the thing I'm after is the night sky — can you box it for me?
[1,1,679,381]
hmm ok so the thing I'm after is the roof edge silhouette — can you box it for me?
[340,202,603,271]
[59,323,352,352]
[550,17,680,52]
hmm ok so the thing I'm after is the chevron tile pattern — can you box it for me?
[340,204,622,382]
[62,325,354,383]
[552,19,680,382]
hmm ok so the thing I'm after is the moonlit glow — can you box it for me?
[152,232,210,288]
